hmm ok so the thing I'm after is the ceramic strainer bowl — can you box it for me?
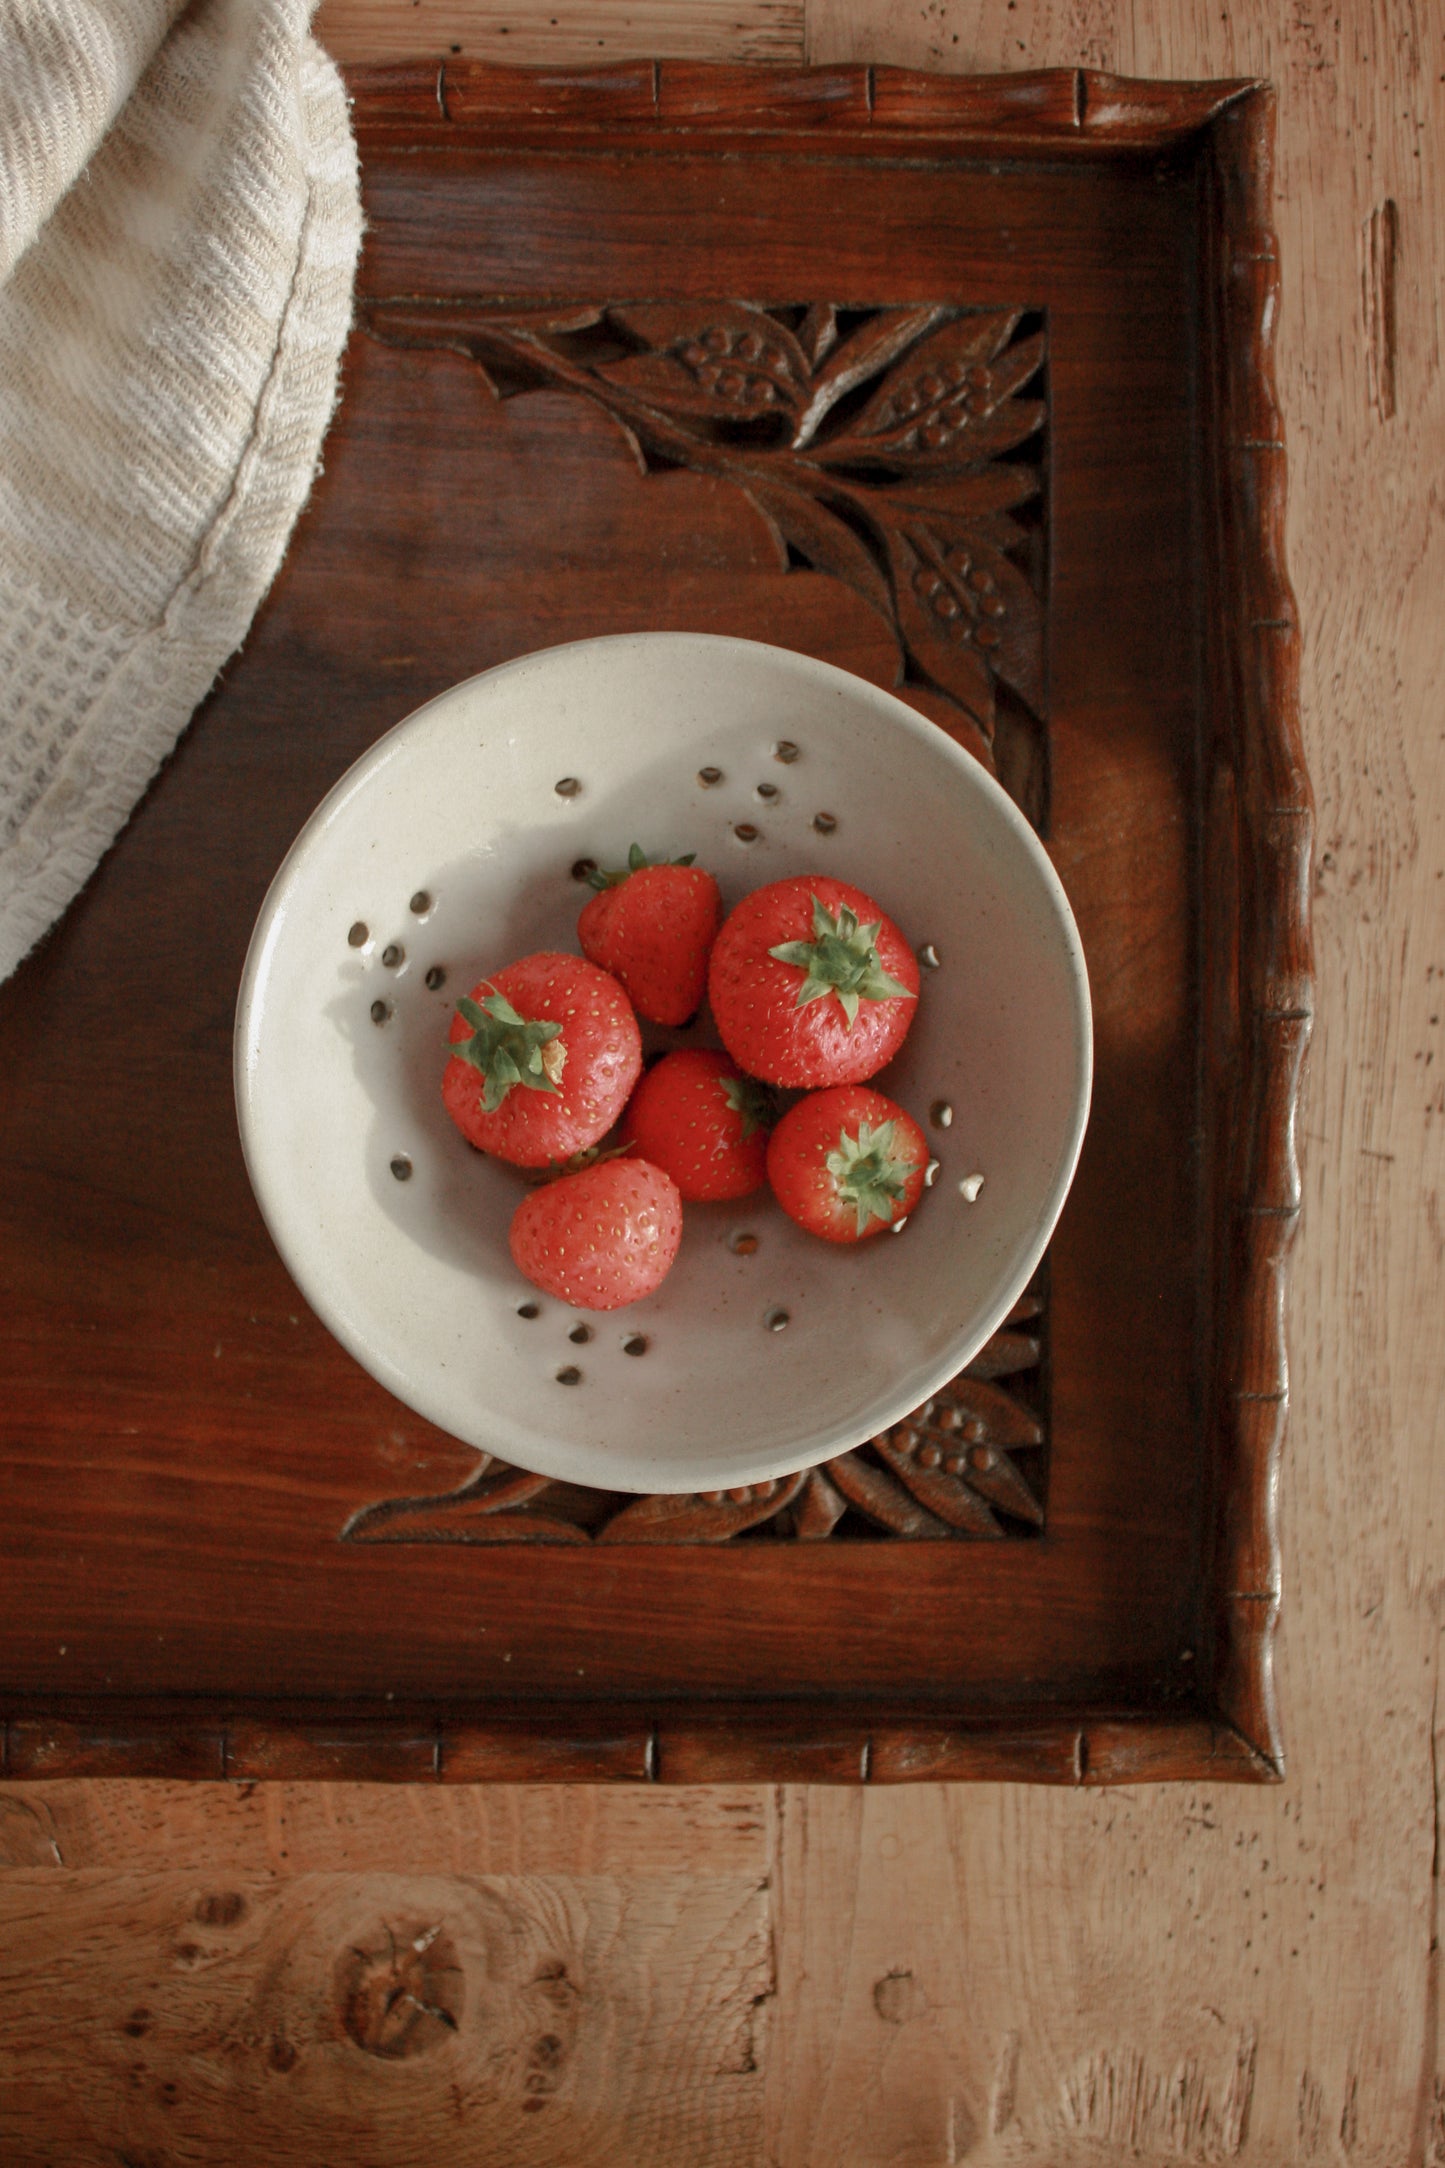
[234,633,1091,1493]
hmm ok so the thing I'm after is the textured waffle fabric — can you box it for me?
[0,0,362,980]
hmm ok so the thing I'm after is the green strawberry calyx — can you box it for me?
[719,1071,779,1140]
[768,896,916,1028]
[825,1119,914,1236]
[586,842,697,892]
[449,987,566,1114]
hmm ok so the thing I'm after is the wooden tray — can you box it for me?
[0,63,1311,1786]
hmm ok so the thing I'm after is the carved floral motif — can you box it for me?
[361,297,1047,760]
[343,1297,1045,1546]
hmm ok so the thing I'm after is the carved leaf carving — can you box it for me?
[964,1330,1042,1379]
[814,311,1041,468]
[743,479,900,642]
[344,1465,590,1544]
[596,1471,806,1543]
[792,304,951,449]
[602,303,812,420]
[874,1425,1005,1536]
[793,1468,849,1540]
[883,524,1000,731]
[824,1450,953,1538]
[945,1377,1046,1449]
[797,302,839,368]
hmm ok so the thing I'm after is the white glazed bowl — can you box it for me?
[235,633,1091,1494]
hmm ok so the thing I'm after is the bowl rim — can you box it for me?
[234,630,1093,1490]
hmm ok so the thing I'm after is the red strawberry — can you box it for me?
[442,952,641,1167]
[708,876,919,1088]
[509,1158,683,1310]
[578,844,722,1026]
[619,1049,777,1201]
[767,1085,928,1243]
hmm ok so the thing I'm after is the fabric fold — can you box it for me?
[0,0,363,982]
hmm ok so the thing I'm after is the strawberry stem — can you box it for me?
[449,988,566,1113]
[768,896,915,1027]
[824,1118,913,1234]
[585,842,697,891]
[720,1071,779,1139]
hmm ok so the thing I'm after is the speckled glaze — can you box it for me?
[234,633,1092,1494]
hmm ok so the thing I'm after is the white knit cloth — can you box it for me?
[0,0,362,981]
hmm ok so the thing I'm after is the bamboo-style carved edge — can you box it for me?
[345,60,1255,151]
[0,1703,1272,1787]
[1199,87,1313,1780]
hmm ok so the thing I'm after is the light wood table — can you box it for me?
[1,2,1438,2160]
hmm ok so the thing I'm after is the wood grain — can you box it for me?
[313,0,806,66]
[778,1,1444,2162]
[0,63,1258,1764]
[0,2,1438,2163]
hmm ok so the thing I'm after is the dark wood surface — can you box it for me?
[0,64,1309,1782]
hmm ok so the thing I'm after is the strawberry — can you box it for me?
[442,952,641,1167]
[708,876,919,1088]
[767,1084,928,1243]
[619,1049,777,1201]
[509,1158,683,1310]
[578,844,722,1026]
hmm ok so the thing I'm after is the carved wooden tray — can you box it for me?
[0,63,1310,1786]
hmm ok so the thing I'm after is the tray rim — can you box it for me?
[0,60,1311,1787]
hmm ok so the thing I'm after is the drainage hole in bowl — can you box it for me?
[622,1333,648,1356]
[409,891,432,916]
[924,1159,941,1188]
[918,943,941,969]
[698,766,723,787]
[755,782,779,802]
[425,965,446,991]
[773,740,799,764]
[728,1230,759,1256]
[517,1302,540,1320]
[571,858,597,882]
[370,1000,391,1026]
[556,1365,582,1385]
[765,1307,789,1333]
[734,823,760,844]
[389,1155,412,1182]
[554,776,582,798]
[382,943,404,969]
[930,1100,954,1129]
[568,1324,592,1345]
[348,921,369,948]
[812,811,837,836]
